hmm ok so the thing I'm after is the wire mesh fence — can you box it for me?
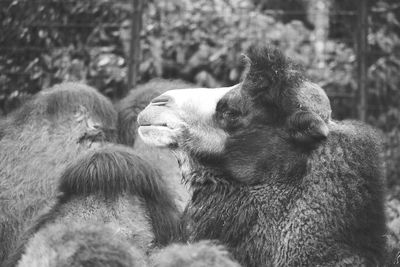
[1,1,399,186]
[0,0,372,116]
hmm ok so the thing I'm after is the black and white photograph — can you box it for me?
[0,0,399,266]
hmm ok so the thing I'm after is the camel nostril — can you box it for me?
[150,95,173,106]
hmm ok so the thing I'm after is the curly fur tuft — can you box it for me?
[58,145,181,246]
[59,145,164,200]
[242,46,304,111]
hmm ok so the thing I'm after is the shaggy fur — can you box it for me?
[17,223,147,267]
[183,121,385,267]
[7,145,181,266]
[0,83,117,264]
[116,78,193,210]
[138,47,386,266]
[151,241,241,267]
[0,118,7,140]
[9,145,239,267]
[58,145,181,246]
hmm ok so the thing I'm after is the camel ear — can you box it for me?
[286,110,329,144]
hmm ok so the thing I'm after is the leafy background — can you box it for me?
[1,0,400,250]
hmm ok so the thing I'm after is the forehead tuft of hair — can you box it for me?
[58,144,181,245]
[12,82,116,126]
[242,46,305,109]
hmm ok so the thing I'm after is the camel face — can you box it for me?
[138,47,332,184]
[138,85,236,153]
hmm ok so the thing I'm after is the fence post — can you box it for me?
[312,0,331,69]
[356,0,368,121]
[126,0,144,94]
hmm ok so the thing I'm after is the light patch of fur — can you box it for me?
[162,86,236,119]
[0,121,104,262]
[138,125,184,147]
[17,222,147,267]
[150,241,241,267]
[179,106,228,156]
[14,194,154,267]
[57,195,155,251]
[138,86,234,154]
[133,138,190,212]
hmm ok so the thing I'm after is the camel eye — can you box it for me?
[215,100,242,129]
[222,109,240,121]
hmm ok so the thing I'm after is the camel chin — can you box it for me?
[138,125,180,147]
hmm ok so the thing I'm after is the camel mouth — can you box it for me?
[138,124,173,134]
[139,123,169,128]
[138,122,182,133]
[137,105,186,147]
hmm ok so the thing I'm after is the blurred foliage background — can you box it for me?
[0,0,399,191]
